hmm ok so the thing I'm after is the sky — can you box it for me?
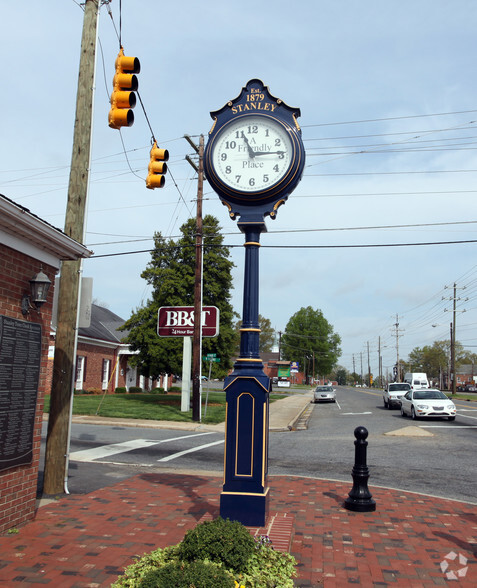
[2,0,477,378]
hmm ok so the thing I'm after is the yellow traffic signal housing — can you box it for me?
[108,47,140,129]
[146,143,169,189]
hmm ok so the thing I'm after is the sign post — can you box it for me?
[157,306,219,413]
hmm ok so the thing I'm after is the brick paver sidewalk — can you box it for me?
[0,473,476,587]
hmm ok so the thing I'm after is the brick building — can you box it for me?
[0,194,90,534]
[73,303,139,393]
[47,303,167,394]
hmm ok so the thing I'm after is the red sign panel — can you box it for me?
[157,306,219,337]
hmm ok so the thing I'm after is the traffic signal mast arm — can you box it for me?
[108,47,140,129]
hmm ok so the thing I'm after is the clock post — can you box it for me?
[203,80,305,526]
[220,220,269,526]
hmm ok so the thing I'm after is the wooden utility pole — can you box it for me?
[451,282,457,395]
[192,135,204,421]
[43,0,99,494]
[184,134,205,421]
[367,340,371,387]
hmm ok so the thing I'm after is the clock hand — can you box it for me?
[241,133,255,158]
[253,150,285,156]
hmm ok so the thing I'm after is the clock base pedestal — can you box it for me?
[220,370,270,528]
[220,488,269,528]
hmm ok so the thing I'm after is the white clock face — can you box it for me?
[210,115,294,193]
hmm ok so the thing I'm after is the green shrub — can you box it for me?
[149,387,166,394]
[115,387,127,394]
[177,517,256,574]
[128,387,143,394]
[112,522,297,588]
[169,386,181,392]
[239,539,297,587]
[139,560,235,588]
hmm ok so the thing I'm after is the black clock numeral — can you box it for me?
[275,138,281,146]
[249,178,255,187]
[225,165,231,174]
[278,152,285,159]
[235,175,241,183]
[221,153,227,161]
[263,174,269,183]
[225,140,237,149]
[247,125,258,134]
[273,164,279,172]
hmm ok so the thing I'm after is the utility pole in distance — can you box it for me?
[392,314,404,381]
[184,134,204,421]
[444,282,467,395]
[43,0,99,494]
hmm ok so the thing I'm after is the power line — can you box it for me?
[85,219,477,246]
[302,109,477,128]
[89,238,477,258]
[306,169,477,176]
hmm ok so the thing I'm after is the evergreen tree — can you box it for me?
[120,215,235,379]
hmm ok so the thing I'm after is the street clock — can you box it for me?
[204,79,305,222]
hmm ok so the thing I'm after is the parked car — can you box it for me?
[465,384,476,392]
[314,385,336,403]
[400,388,456,421]
[383,382,411,409]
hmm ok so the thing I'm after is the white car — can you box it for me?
[383,382,411,409]
[314,385,336,403]
[400,388,456,421]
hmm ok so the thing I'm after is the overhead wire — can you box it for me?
[301,109,477,128]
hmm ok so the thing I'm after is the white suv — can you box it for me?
[383,382,411,409]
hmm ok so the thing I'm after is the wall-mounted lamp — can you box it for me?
[21,269,52,316]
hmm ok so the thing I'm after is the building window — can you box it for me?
[76,356,86,390]
[102,359,111,390]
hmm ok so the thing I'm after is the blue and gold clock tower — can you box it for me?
[204,79,305,526]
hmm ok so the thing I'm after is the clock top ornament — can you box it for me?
[204,79,305,224]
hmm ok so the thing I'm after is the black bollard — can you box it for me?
[344,426,376,512]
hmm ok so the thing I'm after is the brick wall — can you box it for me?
[0,243,55,534]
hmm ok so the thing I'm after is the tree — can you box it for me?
[333,366,348,385]
[120,215,236,379]
[234,314,275,354]
[406,339,476,386]
[280,306,341,380]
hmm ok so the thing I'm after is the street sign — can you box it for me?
[157,306,219,337]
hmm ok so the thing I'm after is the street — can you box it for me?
[39,386,477,503]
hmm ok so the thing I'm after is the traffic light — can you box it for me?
[108,47,140,129]
[146,142,169,189]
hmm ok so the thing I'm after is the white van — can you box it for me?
[403,372,429,390]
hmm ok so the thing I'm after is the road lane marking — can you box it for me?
[70,432,217,462]
[341,412,372,415]
[456,412,477,420]
[420,425,477,428]
[158,439,225,462]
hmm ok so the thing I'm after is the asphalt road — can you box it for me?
[38,386,477,503]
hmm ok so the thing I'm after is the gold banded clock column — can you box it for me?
[220,221,270,526]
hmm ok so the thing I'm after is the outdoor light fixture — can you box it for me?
[21,269,52,315]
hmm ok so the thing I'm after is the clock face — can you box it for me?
[209,115,295,194]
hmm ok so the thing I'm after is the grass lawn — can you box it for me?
[43,391,285,425]
[449,392,477,402]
